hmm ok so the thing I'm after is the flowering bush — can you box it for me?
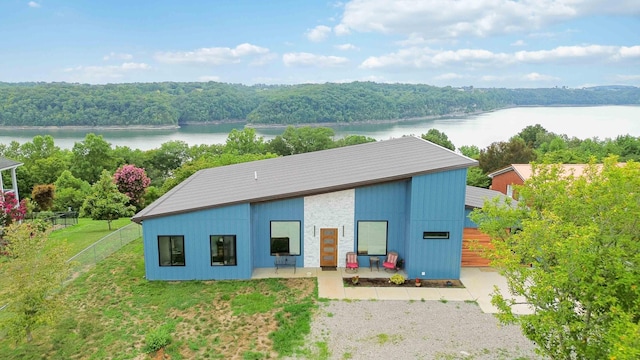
[113,164,151,210]
[0,191,27,228]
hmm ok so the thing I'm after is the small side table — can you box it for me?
[369,256,380,271]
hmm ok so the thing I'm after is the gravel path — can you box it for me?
[292,300,544,360]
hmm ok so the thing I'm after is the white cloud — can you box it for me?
[434,72,464,80]
[337,0,640,40]
[155,43,270,65]
[306,25,332,42]
[335,43,358,51]
[283,52,349,67]
[103,52,133,61]
[523,72,559,82]
[28,1,40,8]
[361,44,639,70]
[62,62,150,81]
[511,40,526,47]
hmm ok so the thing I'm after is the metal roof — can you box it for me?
[0,157,22,171]
[488,163,602,181]
[465,185,516,209]
[132,136,478,223]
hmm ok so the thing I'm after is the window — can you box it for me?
[158,235,185,266]
[210,235,237,266]
[357,221,388,255]
[270,221,300,255]
[423,231,450,239]
[506,184,514,198]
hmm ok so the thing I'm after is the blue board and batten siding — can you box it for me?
[407,169,468,279]
[251,198,304,268]
[354,180,409,264]
[143,204,252,280]
[141,169,469,280]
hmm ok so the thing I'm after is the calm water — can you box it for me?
[0,106,638,150]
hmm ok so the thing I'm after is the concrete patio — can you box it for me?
[252,266,533,314]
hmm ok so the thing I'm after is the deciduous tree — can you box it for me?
[470,158,640,359]
[421,129,455,151]
[31,184,55,211]
[80,170,135,230]
[113,164,151,210]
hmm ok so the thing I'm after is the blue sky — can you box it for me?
[1,0,638,88]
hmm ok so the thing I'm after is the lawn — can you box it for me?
[46,217,133,256]
[0,221,319,359]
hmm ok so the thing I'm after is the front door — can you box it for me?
[320,228,338,267]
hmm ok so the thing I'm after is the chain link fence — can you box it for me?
[24,211,80,228]
[66,222,142,279]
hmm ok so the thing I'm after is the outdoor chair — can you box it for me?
[345,251,359,273]
[382,251,399,272]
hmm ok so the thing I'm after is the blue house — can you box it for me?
[132,136,478,280]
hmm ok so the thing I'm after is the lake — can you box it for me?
[0,106,638,150]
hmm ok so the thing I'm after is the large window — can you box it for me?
[158,235,185,266]
[210,235,237,266]
[357,221,388,255]
[270,221,301,255]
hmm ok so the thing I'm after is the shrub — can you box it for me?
[143,327,172,353]
[389,274,405,285]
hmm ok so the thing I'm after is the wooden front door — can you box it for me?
[320,228,338,267]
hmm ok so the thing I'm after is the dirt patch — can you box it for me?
[343,278,464,288]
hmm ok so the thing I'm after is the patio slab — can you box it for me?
[252,266,531,314]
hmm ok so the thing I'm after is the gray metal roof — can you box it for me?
[132,136,478,223]
[0,157,22,171]
[465,185,515,209]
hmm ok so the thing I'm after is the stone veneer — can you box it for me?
[303,189,355,267]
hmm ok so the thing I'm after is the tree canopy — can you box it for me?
[470,158,640,359]
[1,82,638,127]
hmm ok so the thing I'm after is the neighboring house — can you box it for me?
[0,156,22,203]
[462,186,515,267]
[488,163,595,199]
[132,136,479,281]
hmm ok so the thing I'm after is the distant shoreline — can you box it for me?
[0,104,636,131]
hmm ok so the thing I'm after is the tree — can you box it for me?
[269,126,335,155]
[224,128,266,155]
[53,170,91,212]
[0,222,71,343]
[113,164,151,210]
[80,170,135,230]
[470,158,640,359]
[478,137,536,173]
[31,184,55,211]
[421,129,455,150]
[70,133,116,184]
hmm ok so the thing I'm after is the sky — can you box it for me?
[1,0,639,88]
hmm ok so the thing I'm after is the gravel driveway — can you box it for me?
[292,299,544,360]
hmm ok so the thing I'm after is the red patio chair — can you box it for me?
[345,251,359,273]
[382,251,399,272]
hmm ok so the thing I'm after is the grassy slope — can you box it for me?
[46,217,133,256]
[1,222,319,359]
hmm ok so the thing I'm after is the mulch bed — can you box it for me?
[343,277,465,288]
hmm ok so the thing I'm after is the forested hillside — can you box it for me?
[0,82,638,127]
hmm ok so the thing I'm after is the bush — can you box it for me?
[143,327,172,353]
[389,274,405,285]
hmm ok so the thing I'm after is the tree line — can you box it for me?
[1,81,638,127]
[1,125,638,219]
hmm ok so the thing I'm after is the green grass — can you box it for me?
[0,221,318,359]
[47,217,133,256]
